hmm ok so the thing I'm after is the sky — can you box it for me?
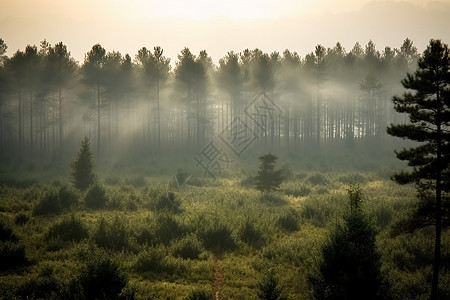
[1,0,450,66]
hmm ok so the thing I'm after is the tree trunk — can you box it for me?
[97,83,101,158]
[430,86,442,300]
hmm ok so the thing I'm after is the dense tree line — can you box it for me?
[0,38,421,163]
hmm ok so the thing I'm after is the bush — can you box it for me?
[14,212,30,225]
[46,215,89,242]
[238,220,265,248]
[155,214,187,245]
[0,220,18,242]
[307,173,328,185]
[146,187,180,212]
[156,191,180,211]
[199,222,235,253]
[92,216,130,251]
[84,182,108,209]
[33,187,62,216]
[260,193,287,205]
[257,268,286,300]
[78,255,128,300]
[16,265,61,300]
[136,227,156,246]
[0,241,28,270]
[134,246,176,274]
[171,234,204,259]
[277,211,300,233]
[184,288,213,300]
[283,184,311,197]
[58,184,79,209]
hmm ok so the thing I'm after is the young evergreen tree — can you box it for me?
[255,153,284,192]
[310,185,385,300]
[387,39,450,300]
[71,136,95,190]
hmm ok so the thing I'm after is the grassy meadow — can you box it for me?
[0,154,449,299]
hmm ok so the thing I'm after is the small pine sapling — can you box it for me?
[70,136,95,190]
[255,153,284,192]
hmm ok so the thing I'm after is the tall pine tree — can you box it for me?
[387,39,450,300]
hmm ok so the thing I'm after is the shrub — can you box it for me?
[283,184,311,197]
[0,220,18,242]
[257,268,287,300]
[171,234,204,259]
[155,214,186,245]
[46,215,89,242]
[260,193,287,205]
[277,211,300,233]
[184,288,213,300]
[0,241,28,270]
[33,188,62,216]
[16,265,61,300]
[78,255,128,300]
[238,220,265,248]
[84,182,108,209]
[338,173,366,184]
[156,191,180,211]
[58,184,79,209]
[307,173,328,185]
[134,246,176,274]
[146,187,180,212]
[136,227,156,246]
[92,216,130,251]
[199,222,235,253]
[14,212,30,225]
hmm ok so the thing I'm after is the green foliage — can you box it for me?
[14,211,30,225]
[277,210,300,233]
[155,213,187,245]
[199,221,236,253]
[84,181,108,209]
[307,173,328,186]
[255,153,284,192]
[70,136,95,191]
[16,266,61,300]
[310,185,385,300]
[134,246,178,274]
[92,215,131,251]
[387,39,450,299]
[171,234,204,259]
[33,187,62,215]
[257,268,286,300]
[282,182,311,197]
[46,215,89,242]
[238,219,266,248]
[77,255,128,300]
[184,288,213,300]
[0,220,28,270]
[58,184,79,209]
[0,220,18,242]
[0,241,27,270]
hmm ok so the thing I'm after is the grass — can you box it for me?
[0,169,448,299]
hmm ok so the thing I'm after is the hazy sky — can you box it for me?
[1,0,449,65]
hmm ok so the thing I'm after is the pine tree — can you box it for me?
[387,39,450,300]
[310,185,385,300]
[255,153,284,192]
[71,136,95,190]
